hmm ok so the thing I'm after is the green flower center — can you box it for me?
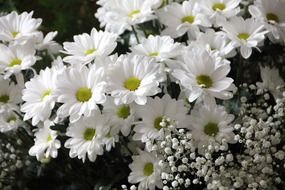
[76,88,92,102]
[143,162,154,176]
[0,95,9,103]
[196,75,213,88]
[181,15,195,24]
[83,128,96,141]
[238,33,250,40]
[203,122,219,137]
[128,9,141,18]
[154,116,163,130]
[8,58,22,67]
[266,13,279,23]
[124,77,141,91]
[47,135,53,142]
[12,31,19,38]
[117,105,131,119]
[41,89,52,101]
[84,48,96,55]
[212,3,226,11]
[148,52,159,57]
[6,115,16,123]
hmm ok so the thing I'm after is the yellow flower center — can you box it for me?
[124,77,141,91]
[0,95,9,103]
[47,135,53,142]
[117,105,131,119]
[148,52,159,57]
[154,116,164,130]
[6,115,17,123]
[266,13,279,23]
[76,88,92,102]
[238,33,250,40]
[128,9,141,18]
[83,128,96,141]
[212,3,226,11]
[196,75,213,88]
[41,89,52,101]
[143,162,154,176]
[12,31,19,38]
[84,48,96,55]
[8,58,22,67]
[181,15,195,24]
[203,122,219,137]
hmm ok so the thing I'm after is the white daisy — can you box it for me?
[0,109,21,133]
[101,123,120,151]
[107,54,164,105]
[249,0,285,43]
[133,94,189,142]
[64,111,110,162]
[102,96,135,136]
[128,150,163,190]
[157,1,211,38]
[130,35,182,62]
[0,11,42,44]
[29,121,61,161]
[36,31,62,54]
[62,28,117,65]
[21,67,57,126]
[55,65,106,123]
[171,47,234,102]
[0,43,37,78]
[188,102,235,154]
[219,16,267,59]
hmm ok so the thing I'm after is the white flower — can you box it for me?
[62,28,117,65]
[107,54,164,105]
[188,102,235,154]
[0,109,21,133]
[0,11,42,44]
[0,44,37,78]
[29,121,61,161]
[95,0,161,34]
[200,0,241,25]
[0,77,22,112]
[128,150,162,190]
[102,96,135,136]
[157,1,211,38]
[36,31,62,54]
[21,67,57,126]
[133,94,189,142]
[64,111,110,162]
[130,35,182,62]
[257,66,285,99]
[101,124,120,152]
[249,0,285,43]
[219,16,267,59]
[55,65,106,123]
[171,47,234,102]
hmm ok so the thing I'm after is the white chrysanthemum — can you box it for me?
[102,96,135,136]
[133,94,189,142]
[249,0,285,43]
[55,65,106,123]
[107,54,164,105]
[257,66,285,99]
[62,28,117,65]
[171,47,234,102]
[0,77,22,112]
[29,121,61,161]
[128,150,162,190]
[95,0,162,34]
[0,44,37,78]
[200,0,241,25]
[219,16,267,59]
[21,67,57,126]
[0,109,21,133]
[192,29,236,58]
[0,11,42,44]
[188,102,235,154]
[36,31,62,54]
[130,35,182,62]
[101,124,120,152]
[64,111,110,162]
[157,1,211,38]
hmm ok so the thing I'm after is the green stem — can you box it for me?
[131,26,140,44]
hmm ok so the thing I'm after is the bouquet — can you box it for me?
[0,0,285,189]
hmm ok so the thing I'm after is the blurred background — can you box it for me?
[0,0,100,43]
